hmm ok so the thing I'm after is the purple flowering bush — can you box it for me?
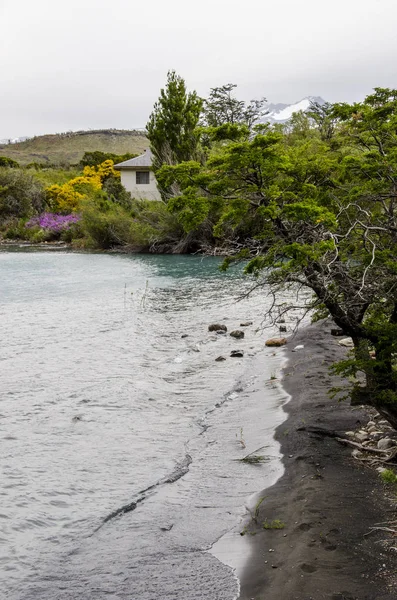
[24,212,81,243]
[26,212,81,232]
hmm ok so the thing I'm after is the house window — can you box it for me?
[136,171,150,184]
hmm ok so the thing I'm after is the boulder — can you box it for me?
[230,330,244,339]
[215,356,226,362]
[338,337,354,348]
[265,338,287,347]
[240,321,253,327]
[208,324,227,332]
[230,350,244,358]
[377,437,395,450]
[279,326,287,333]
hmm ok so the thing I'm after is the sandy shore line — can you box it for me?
[239,319,396,600]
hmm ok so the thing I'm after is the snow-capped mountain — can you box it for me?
[264,96,326,124]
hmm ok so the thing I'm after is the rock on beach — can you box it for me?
[265,338,287,347]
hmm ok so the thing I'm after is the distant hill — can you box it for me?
[0,129,149,165]
[264,96,327,124]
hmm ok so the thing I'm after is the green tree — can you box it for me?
[201,83,268,130]
[160,88,397,428]
[146,71,203,198]
[306,100,338,141]
[79,151,137,168]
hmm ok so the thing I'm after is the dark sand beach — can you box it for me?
[239,320,396,600]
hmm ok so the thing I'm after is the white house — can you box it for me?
[114,148,162,201]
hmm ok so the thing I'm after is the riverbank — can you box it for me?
[239,320,397,600]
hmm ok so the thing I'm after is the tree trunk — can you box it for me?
[351,337,397,429]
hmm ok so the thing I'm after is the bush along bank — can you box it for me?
[0,159,189,251]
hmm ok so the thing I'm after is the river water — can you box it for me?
[0,250,289,600]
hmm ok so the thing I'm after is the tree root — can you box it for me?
[335,437,390,455]
[364,526,397,537]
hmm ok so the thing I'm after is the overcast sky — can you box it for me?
[1,0,397,139]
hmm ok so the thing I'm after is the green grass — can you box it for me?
[263,519,285,530]
[240,454,267,464]
[0,129,149,166]
[380,469,397,485]
[29,167,81,186]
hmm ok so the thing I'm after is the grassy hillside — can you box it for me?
[0,129,149,165]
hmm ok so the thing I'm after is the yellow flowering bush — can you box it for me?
[84,159,120,182]
[46,183,83,213]
[45,160,120,213]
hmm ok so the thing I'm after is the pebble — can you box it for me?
[345,431,356,438]
[352,449,363,459]
[355,432,369,442]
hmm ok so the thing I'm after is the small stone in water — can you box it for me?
[230,330,244,339]
[208,323,227,332]
[230,350,244,358]
[215,356,226,362]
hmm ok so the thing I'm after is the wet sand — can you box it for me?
[239,320,396,600]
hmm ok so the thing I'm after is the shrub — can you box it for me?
[103,176,133,208]
[79,201,133,249]
[2,220,32,240]
[26,212,81,233]
[128,199,184,250]
[0,168,45,219]
[45,161,119,213]
[0,156,20,168]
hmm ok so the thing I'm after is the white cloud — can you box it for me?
[2,0,397,137]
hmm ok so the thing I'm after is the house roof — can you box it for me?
[114,148,153,169]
